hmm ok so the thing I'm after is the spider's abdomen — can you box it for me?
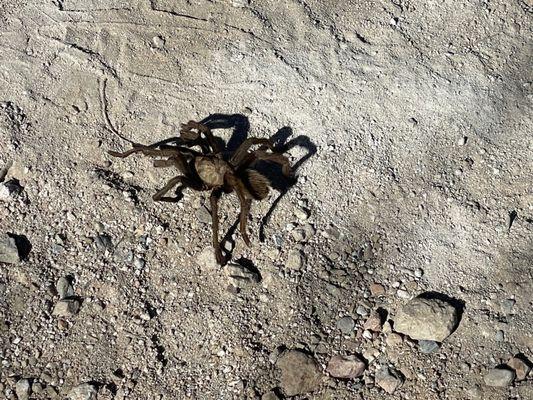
[195,156,228,187]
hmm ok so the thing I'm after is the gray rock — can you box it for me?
[286,249,304,270]
[355,305,369,317]
[94,234,113,252]
[418,340,440,353]
[67,383,97,400]
[276,350,323,396]
[224,262,260,288]
[0,233,19,264]
[336,316,355,335]
[483,368,515,387]
[53,299,80,317]
[393,295,459,341]
[495,330,504,342]
[56,277,74,299]
[15,378,31,400]
[375,366,404,394]
[326,354,366,379]
[501,299,516,314]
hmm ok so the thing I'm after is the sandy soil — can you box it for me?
[1,1,532,399]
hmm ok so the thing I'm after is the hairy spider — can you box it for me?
[108,121,292,265]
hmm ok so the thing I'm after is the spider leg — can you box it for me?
[152,176,190,202]
[229,138,274,167]
[251,150,293,177]
[210,188,225,265]
[227,174,253,246]
[108,146,182,159]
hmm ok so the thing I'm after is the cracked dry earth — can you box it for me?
[1,1,533,399]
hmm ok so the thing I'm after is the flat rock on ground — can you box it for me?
[276,350,323,396]
[393,295,459,342]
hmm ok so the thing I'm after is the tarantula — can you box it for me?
[108,121,292,265]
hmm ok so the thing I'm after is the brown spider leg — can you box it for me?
[227,174,253,246]
[108,146,183,159]
[181,121,221,154]
[229,138,274,167]
[152,176,191,202]
[210,187,225,265]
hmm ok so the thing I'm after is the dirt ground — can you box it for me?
[1,1,532,399]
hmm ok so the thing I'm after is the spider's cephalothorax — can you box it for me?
[108,120,292,265]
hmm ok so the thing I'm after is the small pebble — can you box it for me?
[56,277,74,299]
[418,340,440,353]
[396,289,410,299]
[294,207,309,221]
[507,355,531,380]
[355,305,369,317]
[483,368,515,387]
[0,233,20,264]
[336,316,355,335]
[67,383,97,400]
[369,283,385,296]
[53,299,80,317]
[375,366,404,394]
[501,299,516,314]
[15,378,31,400]
[457,136,468,146]
[495,330,504,342]
[286,249,304,270]
[414,268,424,278]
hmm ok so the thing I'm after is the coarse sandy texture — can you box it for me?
[1,1,532,399]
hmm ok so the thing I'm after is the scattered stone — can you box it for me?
[457,136,468,146]
[393,295,459,341]
[56,277,74,299]
[224,262,260,288]
[386,333,403,347]
[418,340,440,354]
[67,383,97,400]
[94,234,113,252]
[501,299,516,314]
[355,304,369,317]
[0,233,20,264]
[0,179,22,201]
[363,312,382,332]
[31,381,44,394]
[195,205,211,224]
[133,256,146,269]
[414,268,424,278]
[294,207,309,221]
[336,316,355,335]
[369,283,385,296]
[495,330,504,342]
[507,356,531,380]
[375,366,404,394]
[152,35,166,49]
[53,299,81,317]
[483,367,515,387]
[15,378,31,400]
[276,350,323,396]
[286,249,304,270]
[326,354,366,379]
[196,247,218,270]
[396,289,410,299]
[261,391,280,400]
